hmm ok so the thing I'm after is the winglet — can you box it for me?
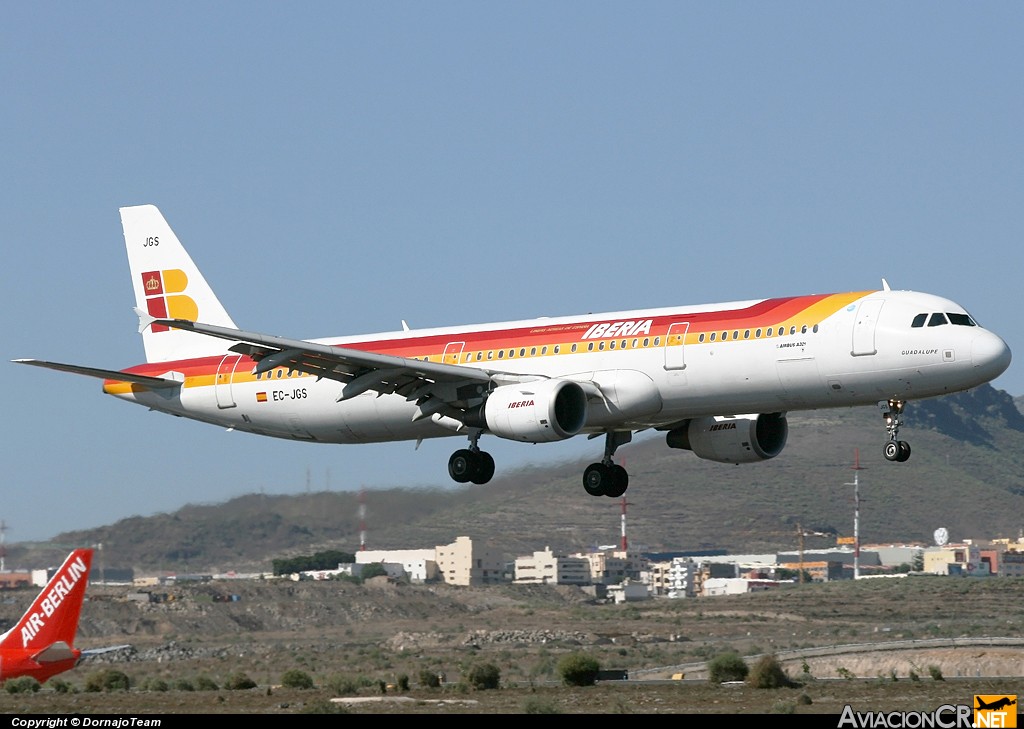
[881,278,891,291]
[135,306,157,334]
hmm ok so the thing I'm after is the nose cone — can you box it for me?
[972,330,1012,381]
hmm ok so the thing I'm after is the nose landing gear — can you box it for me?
[880,399,911,462]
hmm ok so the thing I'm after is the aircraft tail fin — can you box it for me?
[0,549,93,657]
[120,205,237,363]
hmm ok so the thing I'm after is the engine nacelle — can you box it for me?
[666,413,788,464]
[480,379,588,443]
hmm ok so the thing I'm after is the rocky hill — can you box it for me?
[8,385,1024,574]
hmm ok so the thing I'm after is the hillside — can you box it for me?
[8,384,1024,574]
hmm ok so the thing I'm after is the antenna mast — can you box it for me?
[846,449,865,579]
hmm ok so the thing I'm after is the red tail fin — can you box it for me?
[0,549,93,652]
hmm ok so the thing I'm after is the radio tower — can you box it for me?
[358,488,367,552]
[619,496,633,551]
[845,449,865,579]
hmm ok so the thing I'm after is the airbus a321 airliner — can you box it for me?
[16,205,1011,498]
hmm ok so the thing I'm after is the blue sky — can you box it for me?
[3,4,1022,544]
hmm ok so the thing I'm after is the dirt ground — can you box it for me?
[1,576,1023,716]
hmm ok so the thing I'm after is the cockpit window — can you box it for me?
[927,313,948,327]
[947,312,976,327]
[911,313,927,328]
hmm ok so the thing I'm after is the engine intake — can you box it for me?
[666,412,788,464]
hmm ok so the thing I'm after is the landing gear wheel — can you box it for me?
[470,451,495,485]
[883,441,901,462]
[897,441,911,462]
[583,463,608,496]
[605,464,628,498]
[448,449,475,483]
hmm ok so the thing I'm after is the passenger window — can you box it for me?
[571,344,577,353]
[631,338,638,348]
[766,328,772,337]
[498,350,504,359]
[530,347,536,356]
[928,313,948,327]
[710,332,716,342]
[609,341,616,350]
[801,325,807,334]
[755,329,762,338]
[587,343,594,352]
[487,351,493,360]
[621,340,627,349]
[699,333,706,343]
[778,327,785,336]
[599,342,605,350]
[744,330,750,339]
[476,352,482,361]
[654,337,660,345]
[733,331,739,340]
[722,331,728,341]
[643,338,650,347]
[912,313,927,328]
[789,326,796,335]
[551,345,557,354]
[520,348,526,357]
[812,324,819,333]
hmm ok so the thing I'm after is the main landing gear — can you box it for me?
[448,430,495,485]
[880,398,912,463]
[583,431,632,498]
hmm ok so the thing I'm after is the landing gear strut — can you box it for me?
[448,430,495,485]
[880,399,911,462]
[582,431,631,497]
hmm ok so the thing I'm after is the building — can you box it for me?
[514,547,590,585]
[435,536,506,586]
[355,548,439,583]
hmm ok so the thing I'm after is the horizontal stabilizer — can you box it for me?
[13,359,181,388]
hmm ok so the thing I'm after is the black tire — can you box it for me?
[897,441,911,462]
[883,441,901,462]
[605,464,628,497]
[583,463,607,496]
[448,449,475,483]
[470,451,495,485]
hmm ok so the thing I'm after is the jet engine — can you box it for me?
[474,379,588,443]
[666,412,788,464]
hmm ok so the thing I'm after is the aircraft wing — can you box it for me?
[145,315,526,414]
[12,359,182,388]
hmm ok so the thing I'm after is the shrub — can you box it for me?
[194,675,219,691]
[224,672,257,690]
[928,665,944,681]
[4,677,40,694]
[84,669,130,693]
[523,697,562,714]
[50,679,74,694]
[327,674,361,694]
[557,653,600,687]
[143,678,169,692]
[395,674,409,691]
[301,698,351,714]
[418,669,441,688]
[466,662,501,690]
[281,669,314,690]
[708,651,749,683]
[747,655,792,689]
